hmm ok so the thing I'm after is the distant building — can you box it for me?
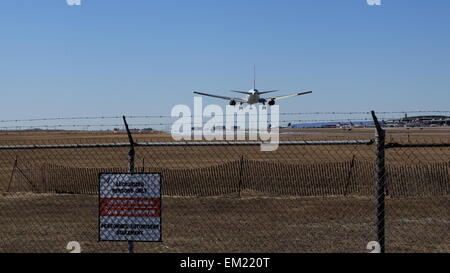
[388,115,450,127]
[291,121,373,129]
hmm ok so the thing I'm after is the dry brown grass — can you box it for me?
[0,193,448,253]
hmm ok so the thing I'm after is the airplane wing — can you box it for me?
[231,90,278,95]
[266,91,312,101]
[231,90,251,95]
[258,90,279,95]
[193,91,247,103]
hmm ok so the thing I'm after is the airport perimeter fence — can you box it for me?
[0,113,449,253]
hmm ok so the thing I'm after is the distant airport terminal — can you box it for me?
[290,115,450,129]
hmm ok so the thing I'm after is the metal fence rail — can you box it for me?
[0,140,374,150]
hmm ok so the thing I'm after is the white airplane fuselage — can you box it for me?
[244,89,261,104]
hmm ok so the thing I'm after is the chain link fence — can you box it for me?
[0,115,448,253]
[383,141,450,252]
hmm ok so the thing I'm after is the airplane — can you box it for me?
[193,68,312,109]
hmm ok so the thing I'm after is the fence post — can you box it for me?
[7,157,18,192]
[238,155,244,198]
[123,115,135,253]
[371,110,386,253]
[344,154,356,196]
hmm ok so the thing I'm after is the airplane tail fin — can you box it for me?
[253,65,256,90]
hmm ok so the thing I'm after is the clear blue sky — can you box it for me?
[0,0,449,120]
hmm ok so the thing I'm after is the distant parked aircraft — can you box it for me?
[193,67,312,109]
[336,122,365,129]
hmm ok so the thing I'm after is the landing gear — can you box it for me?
[239,102,244,110]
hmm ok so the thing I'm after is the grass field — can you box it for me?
[0,128,448,253]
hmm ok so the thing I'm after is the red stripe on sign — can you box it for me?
[100,210,160,217]
[100,198,161,217]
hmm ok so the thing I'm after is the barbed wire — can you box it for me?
[0,110,448,124]
[0,119,377,130]
[0,111,447,133]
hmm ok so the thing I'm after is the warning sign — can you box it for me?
[99,173,161,242]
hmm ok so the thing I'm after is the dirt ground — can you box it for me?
[0,192,448,253]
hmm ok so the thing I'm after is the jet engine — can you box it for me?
[229,100,236,106]
[268,99,276,106]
